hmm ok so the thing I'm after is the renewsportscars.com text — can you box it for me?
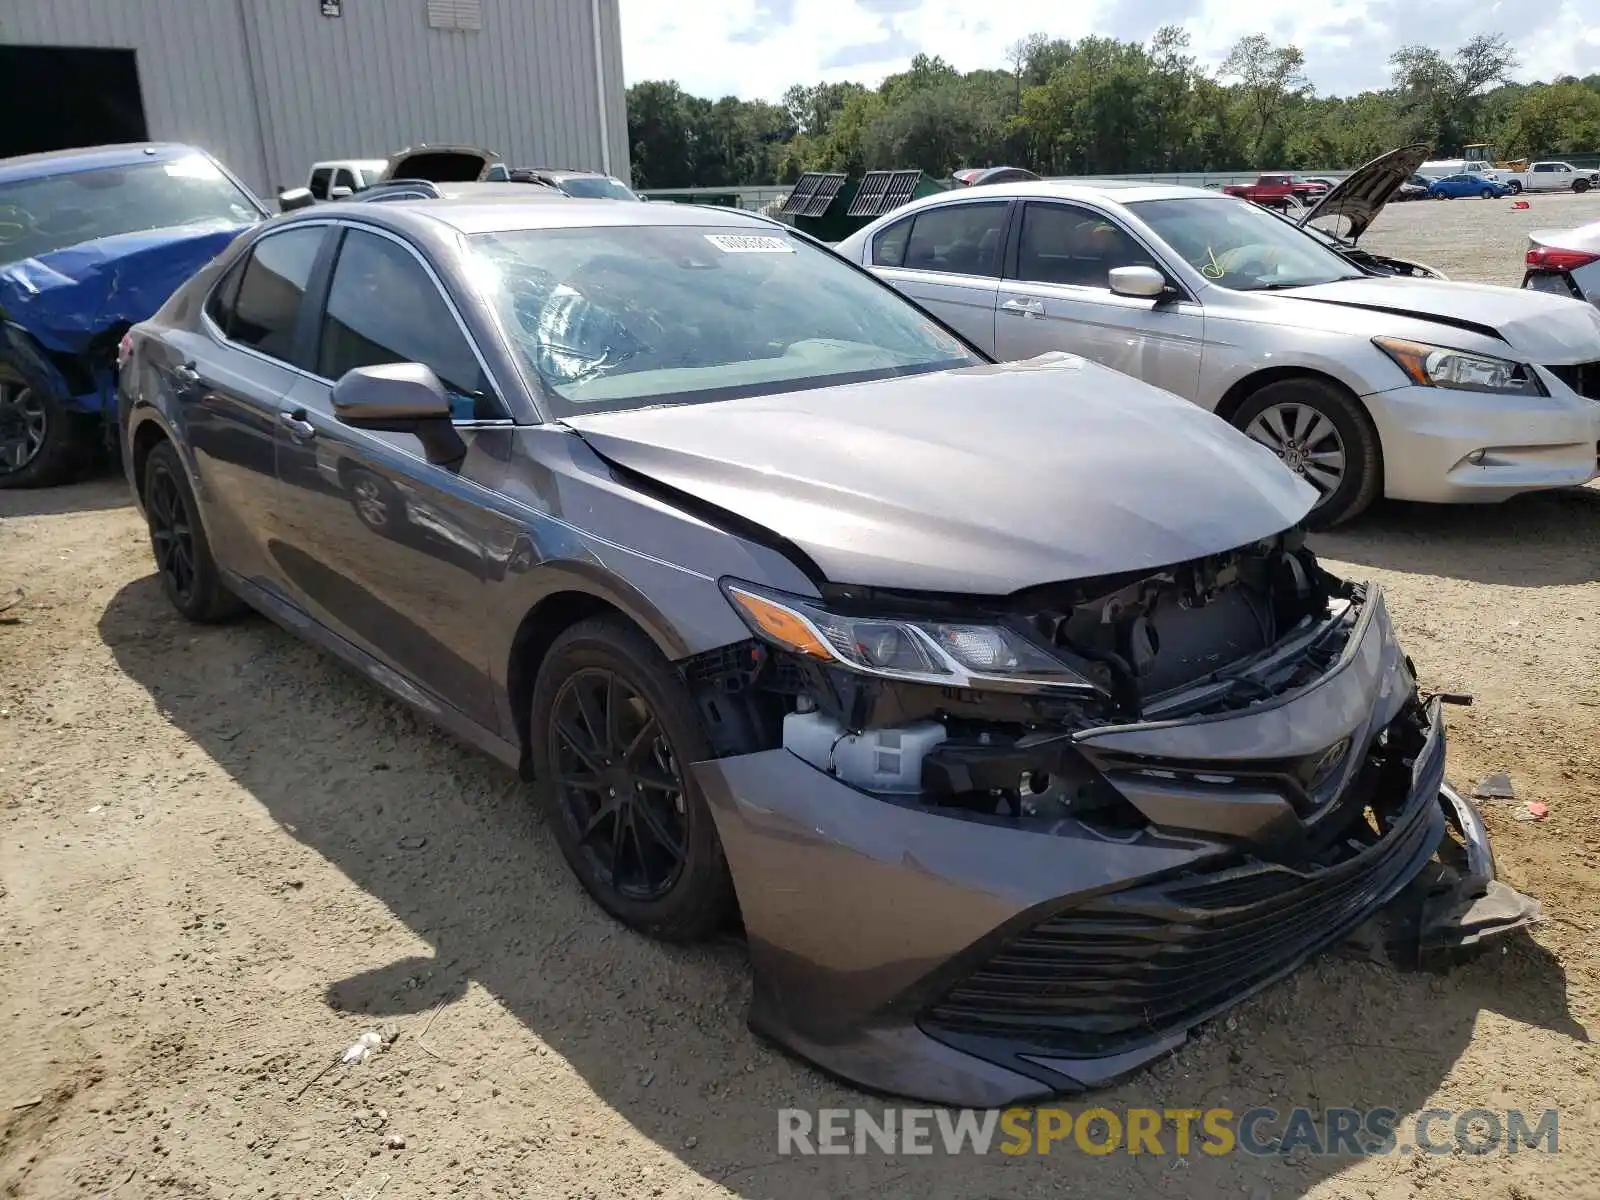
[777,1106,1559,1158]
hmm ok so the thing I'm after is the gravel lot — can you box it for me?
[3,199,1600,1200]
[1361,188,1600,284]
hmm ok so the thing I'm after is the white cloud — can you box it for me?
[619,0,1600,101]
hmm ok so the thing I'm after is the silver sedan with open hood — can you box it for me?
[837,158,1600,525]
[118,197,1537,1107]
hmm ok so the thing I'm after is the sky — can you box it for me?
[619,0,1600,102]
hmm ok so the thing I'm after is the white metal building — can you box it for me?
[0,0,629,196]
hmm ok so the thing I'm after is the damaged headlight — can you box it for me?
[721,580,1100,692]
[1373,337,1545,396]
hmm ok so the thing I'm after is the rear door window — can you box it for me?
[226,226,326,364]
[899,203,1009,278]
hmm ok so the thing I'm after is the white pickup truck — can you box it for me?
[1498,161,1598,195]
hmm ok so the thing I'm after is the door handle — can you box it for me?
[278,410,316,440]
[171,361,201,386]
[1001,297,1044,317]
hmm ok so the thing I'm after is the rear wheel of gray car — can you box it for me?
[530,616,735,942]
[142,440,248,622]
[0,384,90,489]
[1507,180,1522,195]
[1234,378,1381,528]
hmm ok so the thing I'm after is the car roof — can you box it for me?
[312,159,388,171]
[0,141,202,185]
[880,178,1218,218]
[305,196,773,236]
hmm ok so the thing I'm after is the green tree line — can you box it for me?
[625,30,1600,189]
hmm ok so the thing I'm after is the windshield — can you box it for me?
[469,224,980,415]
[557,176,639,201]
[0,154,262,264]
[1128,196,1361,291]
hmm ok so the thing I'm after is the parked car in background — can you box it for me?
[1498,161,1598,195]
[953,166,1042,187]
[1221,173,1326,210]
[117,194,1534,1107]
[306,159,388,200]
[1418,158,1500,181]
[836,177,1600,525]
[0,142,267,487]
[1426,174,1511,200]
[355,180,568,203]
[1524,220,1600,311]
[504,168,640,200]
[1395,174,1432,201]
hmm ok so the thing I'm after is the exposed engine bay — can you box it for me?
[683,529,1354,825]
[682,527,1539,980]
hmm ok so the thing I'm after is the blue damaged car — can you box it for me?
[0,142,268,487]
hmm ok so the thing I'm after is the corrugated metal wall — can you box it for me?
[0,0,629,195]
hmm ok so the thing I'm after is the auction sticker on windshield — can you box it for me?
[704,233,795,253]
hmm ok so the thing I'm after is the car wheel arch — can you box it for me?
[506,587,688,780]
[130,417,173,499]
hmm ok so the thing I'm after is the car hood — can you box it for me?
[1279,275,1600,364]
[1300,143,1431,243]
[564,355,1316,594]
[0,220,250,357]
[383,144,501,183]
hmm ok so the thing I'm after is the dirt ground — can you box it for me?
[4,213,1600,1200]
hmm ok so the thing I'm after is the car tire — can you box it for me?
[530,615,736,943]
[1479,188,1495,199]
[0,384,94,490]
[1507,180,1522,195]
[141,440,249,622]
[1232,378,1381,529]
[1575,179,1591,194]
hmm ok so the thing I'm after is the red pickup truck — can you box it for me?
[1220,173,1329,209]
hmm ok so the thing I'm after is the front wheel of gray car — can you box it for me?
[1575,179,1591,194]
[1234,379,1381,528]
[530,616,736,942]
[1507,180,1522,195]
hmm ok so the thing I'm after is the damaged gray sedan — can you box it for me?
[118,198,1538,1107]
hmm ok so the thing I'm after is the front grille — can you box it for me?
[923,771,1443,1056]
[1546,360,1600,400]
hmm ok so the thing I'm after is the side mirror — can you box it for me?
[328,185,354,200]
[1109,265,1170,300]
[331,363,467,469]
[277,187,316,213]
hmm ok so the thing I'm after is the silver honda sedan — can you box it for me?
[836,179,1600,526]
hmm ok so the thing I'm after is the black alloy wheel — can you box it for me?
[141,440,247,622]
[530,616,734,941]
[0,383,87,488]
[551,667,689,901]
[0,385,46,474]
[146,456,197,606]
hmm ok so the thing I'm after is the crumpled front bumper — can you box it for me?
[691,587,1539,1107]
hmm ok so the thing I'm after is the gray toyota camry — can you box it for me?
[118,197,1537,1107]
